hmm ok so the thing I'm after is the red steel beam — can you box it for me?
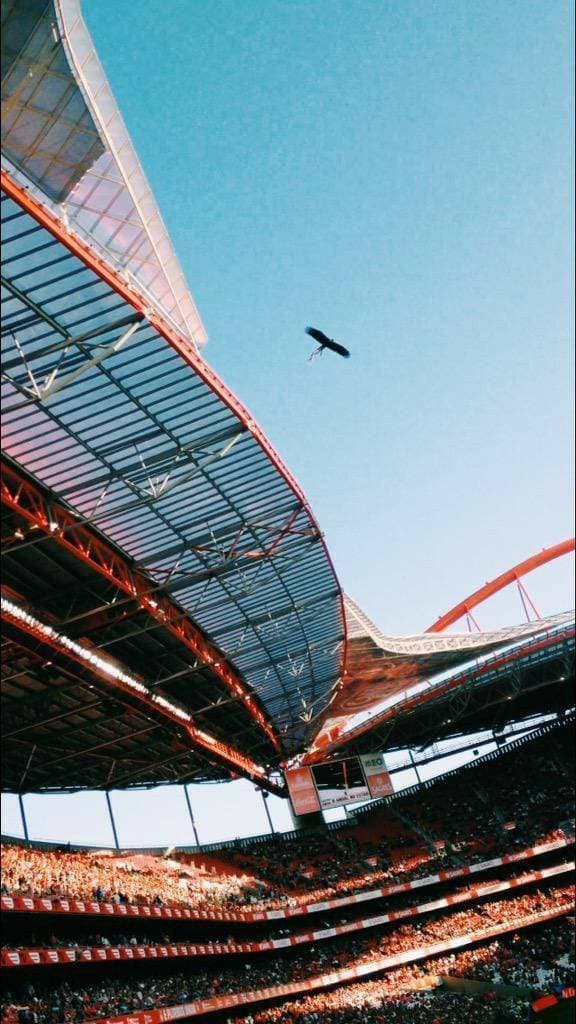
[1,592,284,794]
[426,540,575,633]
[1,458,281,752]
[0,167,347,713]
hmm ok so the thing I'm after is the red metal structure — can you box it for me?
[1,165,347,764]
[1,592,281,791]
[1,459,279,751]
[426,540,575,633]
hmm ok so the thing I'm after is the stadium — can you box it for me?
[1,3,574,1023]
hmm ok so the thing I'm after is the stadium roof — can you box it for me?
[0,172,345,769]
[302,596,575,761]
[1,0,206,349]
[1,1,573,795]
[1,0,346,792]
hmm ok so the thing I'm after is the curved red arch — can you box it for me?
[426,538,575,633]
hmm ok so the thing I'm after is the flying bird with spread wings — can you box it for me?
[305,327,350,361]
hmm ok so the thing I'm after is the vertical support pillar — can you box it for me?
[409,749,423,785]
[517,580,531,622]
[261,790,274,835]
[465,608,481,632]
[183,785,200,846]
[18,793,29,843]
[105,791,120,850]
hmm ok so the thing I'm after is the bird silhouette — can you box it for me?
[305,327,350,360]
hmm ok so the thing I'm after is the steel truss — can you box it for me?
[427,540,575,633]
[1,169,346,750]
[1,593,284,794]
[1,458,280,750]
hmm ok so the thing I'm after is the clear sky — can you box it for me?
[2,0,574,847]
[82,0,575,635]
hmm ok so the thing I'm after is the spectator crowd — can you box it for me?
[1,728,573,1024]
[2,730,573,917]
[227,918,575,1024]
[1,883,573,1024]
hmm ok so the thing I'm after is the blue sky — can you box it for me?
[82,0,575,635]
[2,0,573,846]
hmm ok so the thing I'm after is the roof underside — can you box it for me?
[0,185,345,769]
[1,496,283,791]
[305,596,575,760]
[1,626,238,793]
[337,595,573,718]
[345,630,576,757]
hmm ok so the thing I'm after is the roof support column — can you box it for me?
[18,793,29,843]
[408,748,423,785]
[261,789,274,834]
[105,791,120,850]
[183,785,200,847]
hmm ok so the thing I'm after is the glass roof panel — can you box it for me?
[1,194,345,753]
[1,0,206,350]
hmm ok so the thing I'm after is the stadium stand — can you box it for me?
[1,726,574,1022]
[0,886,573,1022]
[2,724,573,919]
[225,918,576,1023]
[1,862,572,958]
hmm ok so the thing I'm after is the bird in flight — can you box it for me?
[305,326,350,361]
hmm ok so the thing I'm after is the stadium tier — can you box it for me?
[1,726,575,1020]
[1,878,574,1020]
[3,723,573,916]
[1,3,574,1023]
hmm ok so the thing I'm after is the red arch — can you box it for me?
[426,539,575,633]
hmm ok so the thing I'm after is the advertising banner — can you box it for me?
[360,753,394,799]
[285,766,321,815]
